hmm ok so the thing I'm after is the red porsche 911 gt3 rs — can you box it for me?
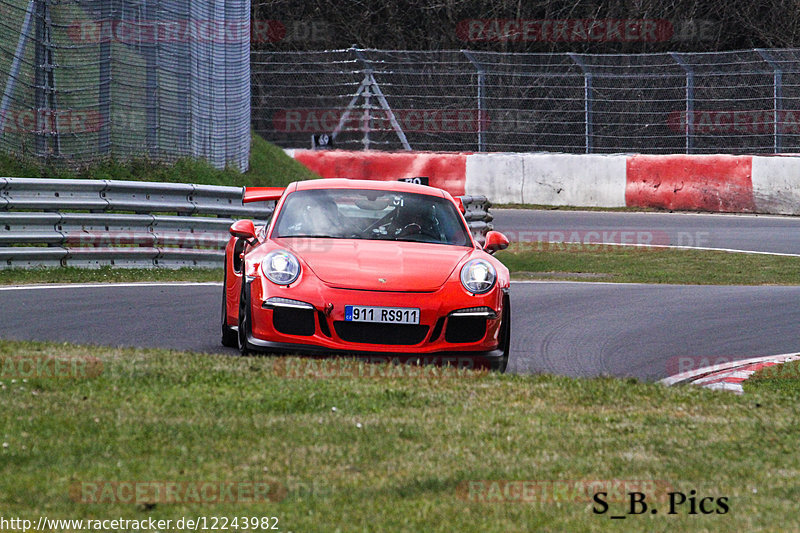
[221,179,512,371]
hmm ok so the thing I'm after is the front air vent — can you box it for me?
[445,316,487,343]
[333,322,429,345]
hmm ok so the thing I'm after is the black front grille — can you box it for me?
[334,321,429,345]
[445,316,487,343]
[273,308,316,336]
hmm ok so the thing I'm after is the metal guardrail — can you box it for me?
[0,178,493,269]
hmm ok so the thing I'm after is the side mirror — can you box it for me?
[483,231,509,254]
[230,219,257,242]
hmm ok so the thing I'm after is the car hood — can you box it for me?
[279,238,473,291]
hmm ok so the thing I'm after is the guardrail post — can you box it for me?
[755,49,783,154]
[670,52,695,154]
[568,53,593,154]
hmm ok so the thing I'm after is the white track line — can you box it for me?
[510,280,665,286]
[534,241,800,257]
[0,282,222,291]
[499,208,800,222]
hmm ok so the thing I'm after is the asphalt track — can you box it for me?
[1,280,798,382]
[2,210,799,381]
[493,209,800,255]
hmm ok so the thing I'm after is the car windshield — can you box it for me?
[273,188,472,246]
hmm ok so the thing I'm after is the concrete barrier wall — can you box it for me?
[751,156,800,215]
[292,150,469,196]
[502,153,626,207]
[463,153,523,204]
[287,149,800,215]
[626,154,755,213]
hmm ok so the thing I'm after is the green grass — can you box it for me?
[0,267,222,285]
[499,243,800,285]
[0,132,318,188]
[746,360,800,393]
[0,339,795,531]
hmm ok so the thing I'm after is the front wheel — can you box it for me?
[237,273,252,356]
[493,296,511,373]
[221,268,238,348]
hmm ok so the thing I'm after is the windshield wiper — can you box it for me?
[393,237,445,244]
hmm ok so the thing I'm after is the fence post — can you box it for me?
[143,1,159,156]
[462,50,486,152]
[350,47,411,151]
[98,1,111,155]
[755,49,783,154]
[568,53,592,154]
[33,0,56,157]
[670,52,694,154]
[0,0,36,136]
[351,48,373,150]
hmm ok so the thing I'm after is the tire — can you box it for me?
[221,268,238,348]
[493,296,511,373]
[237,272,252,356]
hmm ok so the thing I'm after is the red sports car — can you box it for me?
[221,179,512,371]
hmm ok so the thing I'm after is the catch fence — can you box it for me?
[252,47,800,154]
[0,0,250,169]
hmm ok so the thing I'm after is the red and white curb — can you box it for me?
[659,353,800,394]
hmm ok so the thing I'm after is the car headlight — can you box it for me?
[460,259,496,294]
[262,250,300,285]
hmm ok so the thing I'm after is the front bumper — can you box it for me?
[245,334,506,369]
[243,276,507,367]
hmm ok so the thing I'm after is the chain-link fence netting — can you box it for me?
[0,0,250,170]
[252,47,800,154]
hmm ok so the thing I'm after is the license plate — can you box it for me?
[345,305,420,324]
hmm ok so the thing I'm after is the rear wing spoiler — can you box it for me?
[242,187,285,204]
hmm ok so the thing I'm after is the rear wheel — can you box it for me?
[221,268,238,347]
[493,296,511,373]
[237,271,251,356]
